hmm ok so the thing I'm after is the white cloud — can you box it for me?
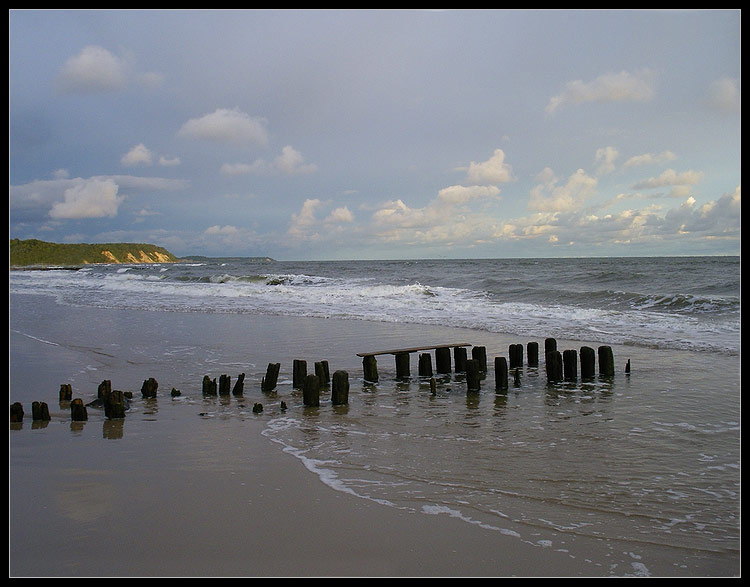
[204,224,239,236]
[465,149,514,185]
[594,146,619,176]
[288,198,324,237]
[705,77,741,114]
[178,108,269,145]
[546,69,655,114]
[121,143,154,167]
[56,45,127,93]
[158,155,181,167]
[325,206,354,223]
[623,150,677,168]
[528,168,597,212]
[437,184,500,205]
[243,146,318,176]
[631,168,704,190]
[48,178,123,219]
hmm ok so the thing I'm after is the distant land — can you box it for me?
[9,238,180,268]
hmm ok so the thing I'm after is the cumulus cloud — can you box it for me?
[464,149,514,184]
[546,69,655,114]
[56,45,128,93]
[623,150,677,168]
[705,77,741,114]
[121,143,154,167]
[631,168,704,191]
[178,108,269,145]
[238,146,318,176]
[48,178,123,219]
[529,168,597,212]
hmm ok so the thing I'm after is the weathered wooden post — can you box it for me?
[625,359,631,374]
[104,390,126,419]
[302,374,320,407]
[293,360,307,389]
[598,346,615,376]
[219,374,231,396]
[141,377,158,398]
[71,398,88,421]
[465,359,481,392]
[98,380,112,399]
[315,361,330,386]
[527,342,539,367]
[513,368,521,387]
[232,373,245,396]
[563,349,578,381]
[495,356,508,391]
[418,353,433,377]
[395,352,410,379]
[363,355,379,383]
[59,383,72,402]
[202,375,217,395]
[435,347,451,374]
[430,377,437,395]
[545,338,557,358]
[454,347,467,373]
[32,401,51,421]
[331,371,349,406]
[252,403,263,413]
[472,346,487,372]
[262,363,280,391]
[10,402,24,423]
[546,350,563,383]
[509,344,523,370]
[580,346,595,379]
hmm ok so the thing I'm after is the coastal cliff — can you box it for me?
[9,238,180,268]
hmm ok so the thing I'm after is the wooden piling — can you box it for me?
[315,361,330,386]
[97,379,112,399]
[527,342,539,367]
[202,375,217,395]
[10,402,24,423]
[59,384,72,402]
[546,350,563,383]
[293,360,307,389]
[465,359,481,392]
[141,377,158,398]
[331,370,349,406]
[104,390,126,419]
[219,374,231,396]
[232,373,245,396]
[302,374,320,407]
[563,349,578,381]
[580,346,595,379]
[472,346,487,372]
[430,377,437,395]
[262,363,281,391]
[495,356,508,391]
[71,398,88,421]
[395,352,410,379]
[418,353,433,377]
[509,344,523,370]
[625,359,631,374]
[32,401,51,421]
[513,368,521,387]
[598,346,615,376]
[363,355,379,383]
[435,347,451,374]
[454,346,467,373]
[545,338,557,358]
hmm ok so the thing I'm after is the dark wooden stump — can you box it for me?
[465,359,481,392]
[302,374,320,407]
[580,346,595,379]
[509,344,523,369]
[331,370,349,406]
[252,403,263,413]
[625,359,631,374]
[202,375,217,395]
[219,374,231,396]
[513,368,521,387]
[71,398,88,421]
[10,402,24,423]
[495,356,508,391]
[232,373,245,396]
[527,342,539,367]
[598,346,615,376]
[471,346,487,372]
[430,377,437,395]
[315,361,330,386]
[104,390,126,419]
[435,347,451,374]
[97,379,112,399]
[363,355,379,383]
[59,383,72,402]
[32,401,51,421]
[395,352,410,379]
[563,349,578,381]
[262,363,281,391]
[418,353,433,377]
[454,347,467,373]
[141,377,158,398]
[293,360,307,389]
[546,351,563,383]
[171,388,181,397]
[545,338,557,358]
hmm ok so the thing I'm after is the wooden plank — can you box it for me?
[357,343,471,357]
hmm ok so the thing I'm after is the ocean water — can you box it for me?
[9,256,741,576]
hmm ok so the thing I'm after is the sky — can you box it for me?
[9,9,741,260]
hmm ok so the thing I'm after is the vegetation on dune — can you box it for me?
[9,238,180,267]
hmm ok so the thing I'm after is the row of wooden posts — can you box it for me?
[360,338,622,392]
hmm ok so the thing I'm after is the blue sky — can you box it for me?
[9,9,741,260]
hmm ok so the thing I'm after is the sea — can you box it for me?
[9,256,741,576]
